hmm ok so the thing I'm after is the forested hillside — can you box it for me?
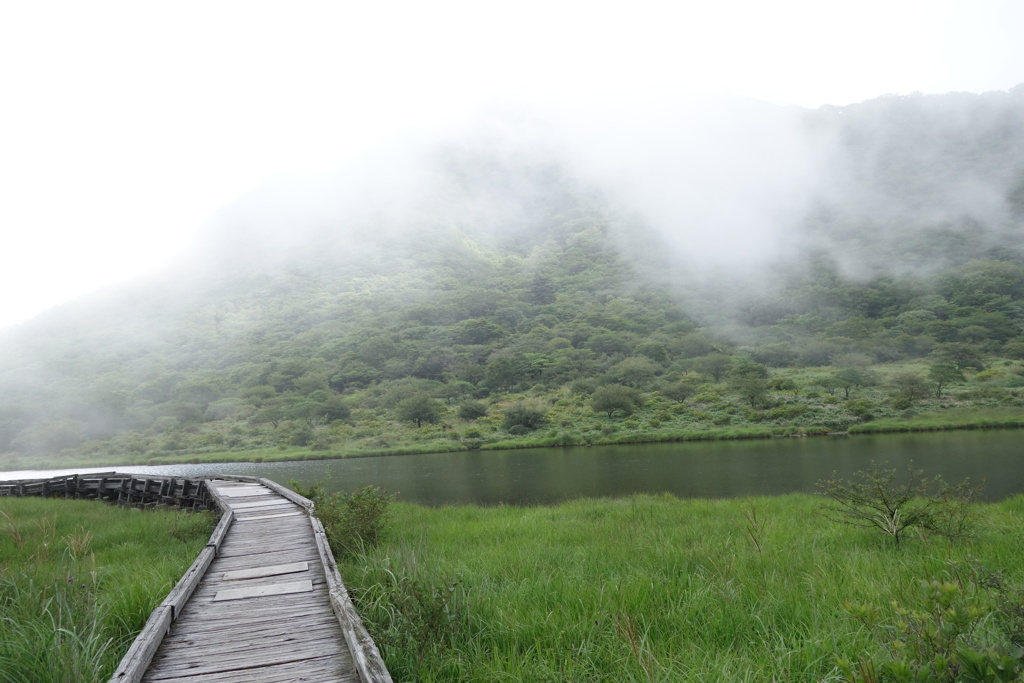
[2,89,1023,468]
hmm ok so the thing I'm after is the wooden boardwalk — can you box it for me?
[111,477,391,683]
[2,472,389,682]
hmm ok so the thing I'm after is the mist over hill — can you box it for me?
[2,88,1023,464]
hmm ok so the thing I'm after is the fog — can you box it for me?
[2,86,1024,464]
[187,87,1024,301]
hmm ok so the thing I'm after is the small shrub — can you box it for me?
[845,398,875,421]
[692,390,721,404]
[768,404,810,420]
[839,579,1023,682]
[972,368,1001,382]
[502,403,548,432]
[817,462,982,546]
[291,482,394,558]
[457,401,489,420]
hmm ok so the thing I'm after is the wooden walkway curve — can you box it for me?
[110,477,392,683]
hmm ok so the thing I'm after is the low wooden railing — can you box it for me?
[0,472,216,510]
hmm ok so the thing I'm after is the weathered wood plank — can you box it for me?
[223,499,295,510]
[147,636,349,676]
[160,613,338,643]
[217,487,273,497]
[234,509,305,520]
[221,561,308,581]
[212,579,313,601]
[144,652,356,682]
[155,621,342,655]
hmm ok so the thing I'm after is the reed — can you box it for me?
[0,498,214,682]
[340,493,1024,681]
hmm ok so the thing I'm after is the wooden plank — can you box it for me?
[160,612,338,642]
[256,478,315,510]
[218,487,273,498]
[226,499,296,510]
[234,511,306,521]
[212,579,313,602]
[109,605,172,683]
[222,561,308,581]
[158,620,341,653]
[147,636,347,677]
[144,652,356,682]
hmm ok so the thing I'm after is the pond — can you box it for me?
[3,429,1021,505]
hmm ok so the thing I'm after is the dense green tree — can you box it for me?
[693,353,732,382]
[660,376,702,403]
[585,331,634,356]
[833,367,873,399]
[456,318,506,345]
[444,380,477,404]
[730,375,770,408]
[725,357,772,407]
[634,340,670,364]
[483,354,527,393]
[609,356,659,388]
[591,384,641,418]
[891,371,931,402]
[931,342,986,371]
[1004,339,1024,359]
[928,362,964,398]
[395,395,441,428]
[321,395,352,422]
[457,400,488,420]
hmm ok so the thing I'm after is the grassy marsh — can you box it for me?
[341,494,1024,681]
[0,498,214,682]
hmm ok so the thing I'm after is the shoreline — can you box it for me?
[4,410,1022,474]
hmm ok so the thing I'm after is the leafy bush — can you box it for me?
[845,398,876,421]
[291,482,394,558]
[501,403,548,432]
[457,400,489,420]
[839,578,1024,682]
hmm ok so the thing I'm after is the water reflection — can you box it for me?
[2,430,1021,505]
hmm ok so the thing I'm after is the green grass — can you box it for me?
[339,494,1024,681]
[848,406,1024,434]
[0,498,215,682]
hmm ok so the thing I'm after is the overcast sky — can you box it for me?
[1,0,1022,330]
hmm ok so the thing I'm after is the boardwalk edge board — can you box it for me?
[109,605,173,683]
[311,515,395,683]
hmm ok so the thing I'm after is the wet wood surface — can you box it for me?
[139,480,360,683]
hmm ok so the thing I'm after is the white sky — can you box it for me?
[1,0,1022,330]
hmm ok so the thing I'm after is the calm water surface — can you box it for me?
[3,430,1021,505]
